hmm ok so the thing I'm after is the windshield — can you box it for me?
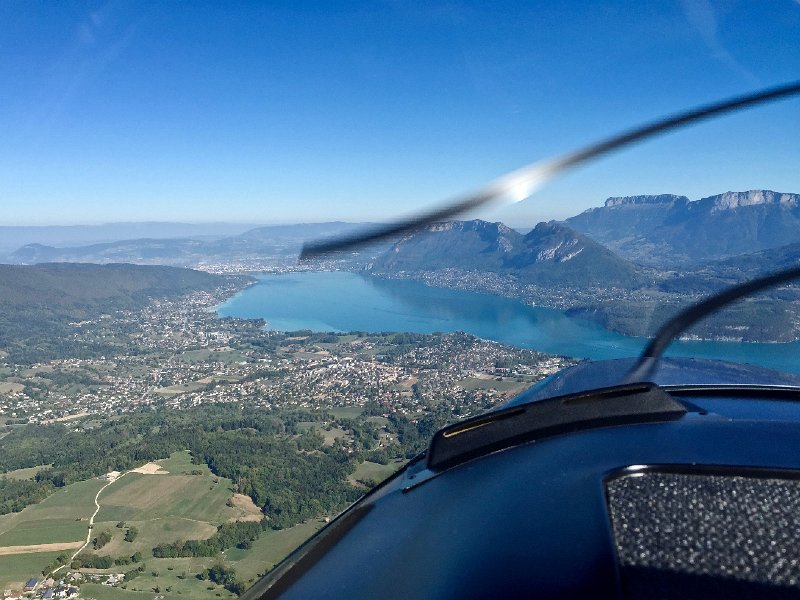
[1,2,799,598]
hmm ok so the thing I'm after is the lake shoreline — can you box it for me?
[216,271,800,374]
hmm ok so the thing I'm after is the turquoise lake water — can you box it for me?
[217,271,800,375]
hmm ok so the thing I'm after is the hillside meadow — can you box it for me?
[0,450,345,597]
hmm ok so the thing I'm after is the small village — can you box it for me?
[4,571,119,600]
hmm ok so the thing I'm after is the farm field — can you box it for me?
[176,349,248,364]
[456,376,530,392]
[111,519,326,600]
[349,460,404,486]
[225,519,326,580]
[95,472,236,524]
[0,451,282,598]
[297,421,348,446]
[156,449,209,474]
[0,551,63,590]
[1,464,51,480]
[328,406,364,419]
[154,380,209,395]
[0,478,104,546]
[95,451,254,527]
[106,556,239,599]
[78,584,154,600]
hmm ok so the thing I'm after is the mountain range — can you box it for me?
[0,222,260,256]
[7,190,799,274]
[565,190,800,266]
[2,189,800,342]
[370,189,800,287]
[8,222,383,267]
[370,220,643,288]
[364,190,800,341]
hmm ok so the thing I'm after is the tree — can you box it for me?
[125,526,138,542]
[93,529,112,549]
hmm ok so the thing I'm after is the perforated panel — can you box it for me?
[607,471,800,599]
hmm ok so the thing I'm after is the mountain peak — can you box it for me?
[523,222,585,263]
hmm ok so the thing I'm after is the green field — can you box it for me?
[0,478,104,546]
[224,519,326,582]
[2,464,50,480]
[0,551,64,589]
[349,460,404,486]
[456,376,529,392]
[109,556,238,599]
[101,520,327,597]
[95,472,238,524]
[91,451,260,558]
[176,349,248,364]
[156,449,210,474]
[154,381,208,395]
[329,406,364,419]
[297,422,347,446]
[95,517,218,558]
[78,584,156,600]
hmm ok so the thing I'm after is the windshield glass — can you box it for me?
[0,2,798,597]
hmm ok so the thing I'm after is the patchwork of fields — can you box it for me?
[0,449,372,597]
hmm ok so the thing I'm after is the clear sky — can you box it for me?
[1,0,799,226]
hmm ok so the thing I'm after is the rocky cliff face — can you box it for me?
[603,194,689,208]
[566,190,800,266]
[698,190,800,212]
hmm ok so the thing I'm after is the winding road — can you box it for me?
[51,471,129,575]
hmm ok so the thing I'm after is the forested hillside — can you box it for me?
[0,263,247,363]
[0,402,457,530]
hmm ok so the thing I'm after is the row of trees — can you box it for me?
[70,551,142,570]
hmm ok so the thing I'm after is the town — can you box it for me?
[0,283,571,424]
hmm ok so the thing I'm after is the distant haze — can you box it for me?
[0,222,261,254]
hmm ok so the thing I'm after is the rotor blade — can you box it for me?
[300,79,800,260]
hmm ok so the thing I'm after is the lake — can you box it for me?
[217,271,800,374]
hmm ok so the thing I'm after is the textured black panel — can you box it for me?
[607,471,800,599]
[427,384,685,470]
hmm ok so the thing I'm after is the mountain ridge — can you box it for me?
[8,222,383,267]
[566,189,800,266]
[370,219,644,288]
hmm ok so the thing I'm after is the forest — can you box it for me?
[0,263,247,363]
[0,402,452,533]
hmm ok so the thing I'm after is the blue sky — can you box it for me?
[1,0,799,226]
